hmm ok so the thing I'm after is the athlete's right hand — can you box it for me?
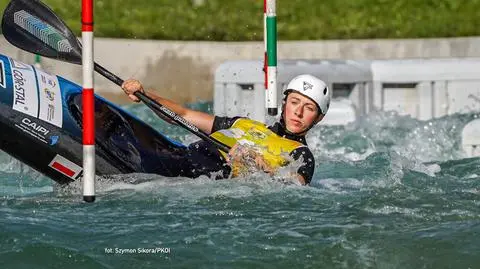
[121,79,145,102]
[228,144,274,175]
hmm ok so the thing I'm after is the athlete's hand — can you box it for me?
[228,144,274,175]
[228,144,254,161]
[254,154,274,175]
[121,79,145,102]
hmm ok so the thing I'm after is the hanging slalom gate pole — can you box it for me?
[264,0,278,116]
[82,0,95,203]
[34,54,41,69]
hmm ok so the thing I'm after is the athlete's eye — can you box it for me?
[305,105,315,112]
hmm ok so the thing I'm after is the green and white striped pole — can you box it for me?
[264,0,278,116]
[34,54,41,69]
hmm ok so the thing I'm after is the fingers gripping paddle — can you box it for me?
[1,0,230,153]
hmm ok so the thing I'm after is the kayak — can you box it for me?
[0,53,212,185]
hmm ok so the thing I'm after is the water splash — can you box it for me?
[308,110,479,163]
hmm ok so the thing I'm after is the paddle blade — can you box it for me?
[1,0,82,64]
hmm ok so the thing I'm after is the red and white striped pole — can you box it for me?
[82,0,95,202]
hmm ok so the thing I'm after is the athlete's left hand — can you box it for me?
[121,79,145,102]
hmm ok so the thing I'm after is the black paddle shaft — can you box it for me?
[1,0,231,153]
[93,63,230,153]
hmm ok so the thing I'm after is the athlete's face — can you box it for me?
[283,92,323,134]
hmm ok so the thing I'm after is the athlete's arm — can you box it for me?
[290,147,315,185]
[122,79,215,134]
[295,174,307,185]
[144,91,215,134]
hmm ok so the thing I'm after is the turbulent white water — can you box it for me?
[1,106,480,269]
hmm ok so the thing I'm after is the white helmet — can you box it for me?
[285,74,331,115]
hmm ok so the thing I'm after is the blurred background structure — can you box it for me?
[0,0,479,103]
[1,0,479,155]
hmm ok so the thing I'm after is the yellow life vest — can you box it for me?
[210,118,305,176]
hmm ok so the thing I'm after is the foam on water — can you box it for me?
[1,105,480,268]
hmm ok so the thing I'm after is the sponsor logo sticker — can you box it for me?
[248,129,267,140]
[303,81,313,91]
[47,104,55,122]
[49,135,59,146]
[10,58,31,70]
[15,117,52,144]
[9,58,38,118]
[44,88,55,101]
[37,70,62,127]
[218,128,244,139]
[48,154,83,180]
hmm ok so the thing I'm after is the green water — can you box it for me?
[1,106,479,269]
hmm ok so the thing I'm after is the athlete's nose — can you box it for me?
[294,105,303,118]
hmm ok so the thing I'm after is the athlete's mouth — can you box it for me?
[290,119,303,126]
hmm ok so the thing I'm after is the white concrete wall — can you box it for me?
[2,35,480,103]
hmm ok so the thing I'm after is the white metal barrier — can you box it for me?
[214,58,480,157]
[370,58,480,120]
[214,59,372,124]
